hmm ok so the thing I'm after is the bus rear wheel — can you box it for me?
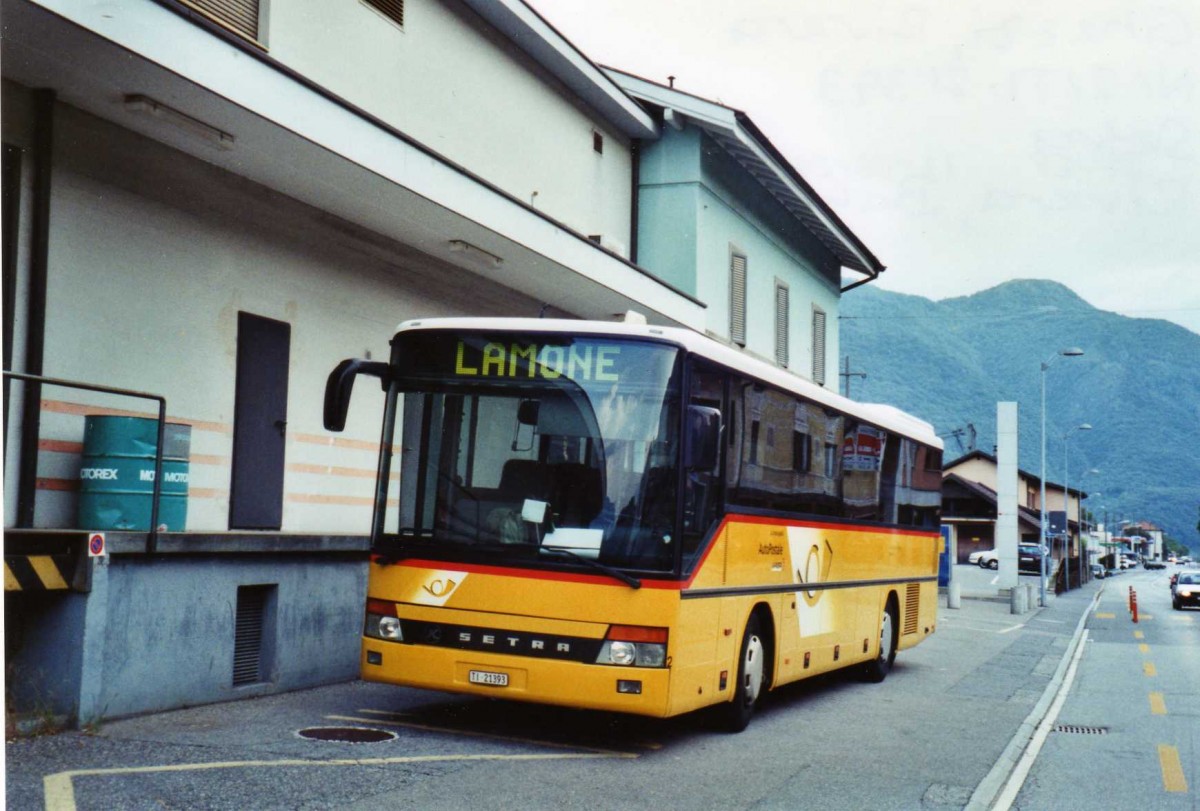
[715,615,766,733]
[863,600,898,683]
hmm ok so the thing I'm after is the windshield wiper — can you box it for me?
[539,545,641,589]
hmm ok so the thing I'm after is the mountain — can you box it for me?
[841,279,1200,551]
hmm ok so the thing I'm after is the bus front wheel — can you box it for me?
[716,615,766,733]
[863,599,898,683]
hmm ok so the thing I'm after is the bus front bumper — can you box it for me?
[361,639,674,717]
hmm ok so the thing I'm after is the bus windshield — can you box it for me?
[380,331,682,573]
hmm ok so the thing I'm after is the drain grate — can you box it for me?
[1053,724,1109,735]
[297,726,396,743]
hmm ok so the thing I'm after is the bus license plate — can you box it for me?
[468,670,508,687]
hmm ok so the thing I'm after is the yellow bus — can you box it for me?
[325,317,943,731]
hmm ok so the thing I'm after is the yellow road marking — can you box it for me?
[1140,614,1154,620]
[1159,745,1189,792]
[44,752,628,811]
[1144,662,1157,677]
[326,714,639,757]
[1094,612,1115,619]
[1134,631,1144,639]
[1149,692,1167,715]
[1139,644,1150,653]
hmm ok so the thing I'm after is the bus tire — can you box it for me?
[715,615,766,733]
[863,598,898,683]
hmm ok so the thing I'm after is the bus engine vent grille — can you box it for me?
[903,583,920,635]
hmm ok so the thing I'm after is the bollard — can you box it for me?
[1010,584,1026,615]
[1131,590,1139,623]
[1026,584,1035,611]
[948,580,961,610]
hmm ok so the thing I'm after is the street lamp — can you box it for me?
[1062,423,1091,590]
[1040,347,1084,606]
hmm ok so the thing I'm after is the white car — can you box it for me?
[969,549,999,569]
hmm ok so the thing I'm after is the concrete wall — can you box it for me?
[267,0,633,252]
[3,94,544,533]
[5,537,367,725]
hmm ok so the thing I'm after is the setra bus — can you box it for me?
[324,317,943,731]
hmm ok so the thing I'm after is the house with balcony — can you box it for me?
[942,451,1090,583]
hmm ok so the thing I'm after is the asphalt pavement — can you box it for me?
[5,570,1124,811]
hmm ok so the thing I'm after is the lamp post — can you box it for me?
[1062,424,1091,591]
[1040,347,1084,606]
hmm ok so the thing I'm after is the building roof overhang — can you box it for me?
[2,0,701,327]
[604,68,886,290]
[462,0,659,140]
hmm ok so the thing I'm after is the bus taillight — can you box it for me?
[597,625,668,667]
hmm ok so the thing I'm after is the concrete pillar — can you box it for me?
[996,402,1020,590]
[76,555,111,726]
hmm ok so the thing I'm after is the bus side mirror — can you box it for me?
[324,359,391,432]
[685,405,722,471]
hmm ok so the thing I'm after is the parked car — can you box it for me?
[1171,571,1200,610]
[969,549,999,569]
[1018,543,1049,574]
[1090,563,1106,579]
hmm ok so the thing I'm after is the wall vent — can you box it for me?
[233,584,275,686]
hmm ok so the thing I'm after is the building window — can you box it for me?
[730,252,747,346]
[362,0,405,28]
[179,0,262,42]
[775,281,789,367]
[812,307,827,386]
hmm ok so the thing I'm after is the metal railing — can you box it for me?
[4,370,169,553]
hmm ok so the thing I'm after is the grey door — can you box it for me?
[229,312,290,529]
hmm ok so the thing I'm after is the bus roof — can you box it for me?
[393,317,942,449]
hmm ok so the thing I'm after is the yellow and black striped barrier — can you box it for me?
[4,553,77,592]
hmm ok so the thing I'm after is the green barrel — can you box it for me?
[77,416,191,531]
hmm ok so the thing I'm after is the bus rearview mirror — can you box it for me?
[324,358,391,432]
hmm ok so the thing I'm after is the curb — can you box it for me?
[963,586,1103,811]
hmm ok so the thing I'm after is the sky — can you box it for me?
[529,0,1200,335]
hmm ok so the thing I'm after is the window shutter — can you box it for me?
[812,307,827,385]
[774,282,789,367]
[180,0,260,41]
[730,253,747,346]
[363,0,405,27]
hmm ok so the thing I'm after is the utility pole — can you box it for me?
[840,355,866,399]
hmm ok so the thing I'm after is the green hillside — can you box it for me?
[841,279,1199,552]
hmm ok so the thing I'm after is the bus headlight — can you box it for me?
[364,599,403,641]
[596,625,668,667]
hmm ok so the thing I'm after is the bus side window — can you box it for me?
[685,363,726,551]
